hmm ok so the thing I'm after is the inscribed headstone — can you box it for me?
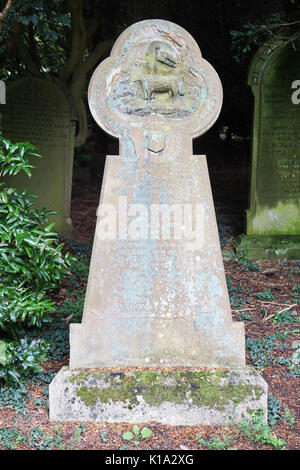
[234,40,300,259]
[1,77,76,238]
[69,19,245,368]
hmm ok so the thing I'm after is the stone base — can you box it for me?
[49,366,267,425]
[233,234,300,261]
[69,319,245,369]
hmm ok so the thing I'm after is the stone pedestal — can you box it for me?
[49,19,267,424]
[49,366,267,425]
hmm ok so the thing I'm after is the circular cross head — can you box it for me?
[88,19,223,141]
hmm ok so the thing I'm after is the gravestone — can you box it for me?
[234,40,300,260]
[1,77,76,238]
[49,20,267,425]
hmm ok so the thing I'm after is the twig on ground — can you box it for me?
[62,314,73,323]
[262,304,297,323]
[262,268,277,275]
[232,308,256,312]
[257,301,297,306]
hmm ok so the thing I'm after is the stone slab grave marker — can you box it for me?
[49,20,267,424]
[234,39,300,260]
[1,77,76,238]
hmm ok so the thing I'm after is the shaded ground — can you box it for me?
[0,140,299,451]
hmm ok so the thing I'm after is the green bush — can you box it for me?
[0,137,73,384]
[0,337,49,384]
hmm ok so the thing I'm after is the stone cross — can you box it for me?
[50,20,267,425]
[69,19,245,369]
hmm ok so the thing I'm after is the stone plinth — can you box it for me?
[49,366,267,425]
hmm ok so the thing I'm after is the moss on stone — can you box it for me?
[70,369,264,412]
[76,386,100,407]
[253,385,264,400]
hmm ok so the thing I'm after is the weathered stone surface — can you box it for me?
[50,19,267,424]
[1,77,76,238]
[70,152,245,368]
[235,39,300,260]
[69,19,245,369]
[49,366,267,424]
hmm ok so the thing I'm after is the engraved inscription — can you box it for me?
[2,97,70,147]
[257,57,300,204]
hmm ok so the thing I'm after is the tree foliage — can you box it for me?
[0,0,299,145]
[0,0,114,146]
[231,8,300,63]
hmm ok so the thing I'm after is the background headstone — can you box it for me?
[1,77,76,238]
[234,40,300,260]
[49,19,267,425]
